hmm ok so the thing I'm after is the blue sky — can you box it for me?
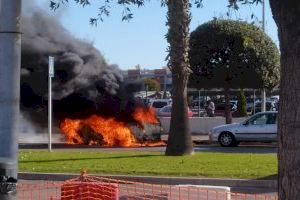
[33,0,278,70]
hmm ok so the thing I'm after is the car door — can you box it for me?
[235,113,269,141]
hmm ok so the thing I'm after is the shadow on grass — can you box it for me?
[256,174,277,180]
[194,145,277,154]
[19,154,162,163]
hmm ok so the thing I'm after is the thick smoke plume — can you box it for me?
[21,11,142,131]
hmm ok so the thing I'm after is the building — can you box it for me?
[123,67,172,90]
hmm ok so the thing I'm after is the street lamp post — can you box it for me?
[0,0,21,199]
[48,57,54,152]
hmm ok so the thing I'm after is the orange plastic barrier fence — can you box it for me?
[18,181,62,200]
[61,182,118,200]
[17,175,278,200]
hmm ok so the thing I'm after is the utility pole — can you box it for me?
[0,0,21,199]
[261,0,266,112]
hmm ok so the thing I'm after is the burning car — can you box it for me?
[60,106,163,147]
[128,122,162,142]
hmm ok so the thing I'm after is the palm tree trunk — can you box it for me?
[165,0,193,155]
[270,0,300,199]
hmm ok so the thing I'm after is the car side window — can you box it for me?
[161,106,171,112]
[248,114,268,125]
[266,113,277,124]
[152,102,167,108]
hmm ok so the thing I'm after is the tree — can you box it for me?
[165,0,193,155]
[50,0,194,155]
[143,78,160,92]
[189,19,280,123]
[268,1,300,199]
[237,89,247,117]
[205,1,300,198]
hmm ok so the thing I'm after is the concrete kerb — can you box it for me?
[18,172,277,189]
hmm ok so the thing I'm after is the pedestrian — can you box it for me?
[206,100,215,117]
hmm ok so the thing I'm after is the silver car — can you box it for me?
[209,111,278,147]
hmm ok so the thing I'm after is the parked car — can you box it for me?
[268,96,279,103]
[247,101,277,114]
[209,111,278,147]
[157,105,193,117]
[191,100,206,109]
[214,102,237,117]
[148,99,172,109]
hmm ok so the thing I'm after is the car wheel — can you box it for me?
[218,132,237,147]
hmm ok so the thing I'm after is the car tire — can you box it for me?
[218,132,237,147]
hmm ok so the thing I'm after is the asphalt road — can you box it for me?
[18,133,277,154]
[19,143,277,154]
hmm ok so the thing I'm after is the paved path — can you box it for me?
[18,179,278,200]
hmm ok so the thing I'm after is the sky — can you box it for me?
[31,0,278,70]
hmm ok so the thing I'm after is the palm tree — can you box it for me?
[165,0,193,155]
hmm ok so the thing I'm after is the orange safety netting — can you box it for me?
[17,175,278,200]
[61,174,118,200]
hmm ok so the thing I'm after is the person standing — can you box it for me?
[207,100,215,117]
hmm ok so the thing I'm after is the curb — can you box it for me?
[18,173,277,189]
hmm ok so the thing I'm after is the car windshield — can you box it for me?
[216,103,235,110]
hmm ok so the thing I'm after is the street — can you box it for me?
[19,142,277,154]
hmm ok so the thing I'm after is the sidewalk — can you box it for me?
[18,172,277,195]
[161,134,209,143]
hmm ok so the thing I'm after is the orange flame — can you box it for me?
[60,119,83,144]
[60,106,165,147]
[84,115,137,147]
[60,115,137,147]
[132,107,159,125]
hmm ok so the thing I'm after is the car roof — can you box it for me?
[149,99,172,102]
[256,101,276,103]
[253,111,278,114]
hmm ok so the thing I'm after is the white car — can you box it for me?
[209,111,278,147]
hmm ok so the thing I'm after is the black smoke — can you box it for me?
[21,11,143,130]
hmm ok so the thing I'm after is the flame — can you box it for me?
[60,119,83,144]
[60,115,138,147]
[133,107,159,125]
[84,115,137,147]
[60,106,165,147]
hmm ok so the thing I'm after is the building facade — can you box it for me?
[123,67,172,90]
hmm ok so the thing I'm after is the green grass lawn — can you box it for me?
[19,150,277,179]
